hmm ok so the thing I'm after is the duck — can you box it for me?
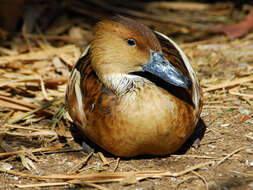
[65,16,202,157]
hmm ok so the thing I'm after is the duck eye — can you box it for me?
[126,39,136,46]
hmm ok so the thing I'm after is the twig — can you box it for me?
[145,2,210,11]
[203,75,253,92]
[98,152,110,166]
[245,134,253,141]
[4,124,55,132]
[229,89,253,98]
[171,154,218,159]
[67,152,93,174]
[7,97,62,124]
[69,180,113,190]
[217,147,247,166]
[191,171,208,190]
[0,161,215,182]
[0,95,37,110]
[113,158,120,172]
[230,170,253,177]
[0,45,77,64]
[175,176,198,189]
[51,102,66,129]
[0,144,64,158]
[163,161,215,177]
[16,180,112,190]
[39,75,49,100]
[26,33,91,43]
[203,105,238,109]
[0,77,67,88]
[2,131,57,137]
[16,182,70,188]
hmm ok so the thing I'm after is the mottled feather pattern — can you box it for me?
[68,49,116,115]
[67,48,120,144]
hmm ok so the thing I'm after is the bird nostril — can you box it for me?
[162,61,167,66]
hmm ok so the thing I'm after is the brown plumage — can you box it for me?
[66,16,202,157]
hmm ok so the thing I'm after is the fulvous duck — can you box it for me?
[66,16,202,157]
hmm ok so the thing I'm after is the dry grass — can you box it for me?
[0,1,252,190]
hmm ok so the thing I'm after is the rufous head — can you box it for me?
[91,16,161,74]
[90,16,191,94]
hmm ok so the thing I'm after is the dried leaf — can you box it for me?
[213,8,253,38]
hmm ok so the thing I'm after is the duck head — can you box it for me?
[90,16,191,95]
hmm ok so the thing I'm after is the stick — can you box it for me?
[217,147,247,166]
[7,97,62,124]
[203,75,253,92]
[0,144,63,158]
[0,161,215,181]
[113,158,120,172]
[67,152,93,174]
[0,45,77,64]
[245,134,253,141]
[16,181,112,190]
[98,152,110,166]
[191,171,208,190]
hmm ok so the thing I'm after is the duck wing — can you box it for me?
[155,31,202,116]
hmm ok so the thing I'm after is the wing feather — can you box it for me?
[155,31,202,118]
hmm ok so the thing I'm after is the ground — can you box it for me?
[0,1,252,190]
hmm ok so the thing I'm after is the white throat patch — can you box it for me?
[102,74,147,95]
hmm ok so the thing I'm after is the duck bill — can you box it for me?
[142,51,192,89]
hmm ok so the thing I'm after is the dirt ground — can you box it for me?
[0,1,252,190]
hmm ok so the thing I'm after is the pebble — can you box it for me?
[238,62,248,68]
[67,162,74,167]
[170,177,177,182]
[238,107,250,115]
[1,163,13,171]
[246,119,253,124]
[245,160,253,166]
[246,148,253,154]
[248,132,253,137]
[208,145,216,149]
[220,123,230,127]
[154,182,160,185]
[200,112,210,117]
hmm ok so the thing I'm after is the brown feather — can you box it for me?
[66,16,202,157]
